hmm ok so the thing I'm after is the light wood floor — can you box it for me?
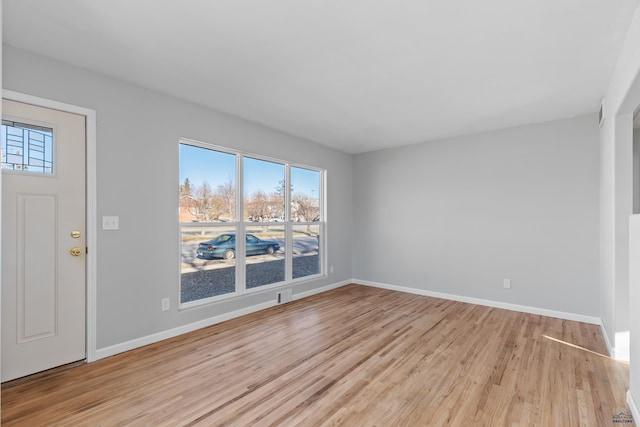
[2,284,633,426]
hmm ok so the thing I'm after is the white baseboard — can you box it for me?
[95,278,604,361]
[95,300,275,360]
[598,322,631,361]
[95,280,350,360]
[600,322,614,357]
[294,280,350,300]
[629,391,639,424]
[353,279,602,325]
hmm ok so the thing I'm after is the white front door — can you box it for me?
[1,98,86,382]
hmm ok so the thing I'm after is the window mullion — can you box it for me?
[285,165,292,282]
[321,170,326,276]
[236,154,246,293]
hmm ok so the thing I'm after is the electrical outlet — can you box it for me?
[503,279,511,289]
[161,298,170,311]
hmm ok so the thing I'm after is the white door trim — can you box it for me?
[2,89,98,363]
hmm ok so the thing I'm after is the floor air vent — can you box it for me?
[277,289,293,304]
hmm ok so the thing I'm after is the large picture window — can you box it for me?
[179,140,325,308]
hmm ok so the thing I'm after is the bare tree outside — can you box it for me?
[274,179,288,197]
[292,193,318,222]
[179,179,236,222]
[180,177,193,198]
[194,181,214,221]
[216,178,236,220]
[245,190,271,221]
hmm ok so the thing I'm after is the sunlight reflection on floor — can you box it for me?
[542,334,629,364]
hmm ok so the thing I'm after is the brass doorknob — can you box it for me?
[70,247,82,257]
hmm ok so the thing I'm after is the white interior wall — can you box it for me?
[634,130,639,214]
[614,114,632,337]
[353,115,600,317]
[600,2,640,418]
[2,44,354,352]
[599,114,615,345]
[630,216,640,418]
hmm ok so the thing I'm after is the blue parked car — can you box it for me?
[196,233,280,260]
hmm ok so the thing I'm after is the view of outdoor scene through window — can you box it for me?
[179,142,322,306]
[1,120,54,173]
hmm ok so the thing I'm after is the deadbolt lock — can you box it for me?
[71,230,81,238]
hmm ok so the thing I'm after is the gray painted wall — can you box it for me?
[3,45,353,350]
[353,115,600,316]
[634,129,639,214]
[630,216,640,410]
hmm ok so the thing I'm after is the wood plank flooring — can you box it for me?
[1,284,633,426]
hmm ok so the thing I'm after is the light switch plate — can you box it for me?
[102,216,119,230]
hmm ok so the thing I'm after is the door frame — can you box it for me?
[2,89,98,364]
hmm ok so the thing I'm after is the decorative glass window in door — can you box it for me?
[1,120,54,174]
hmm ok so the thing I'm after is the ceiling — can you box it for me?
[4,0,639,154]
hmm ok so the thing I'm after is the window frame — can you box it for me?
[178,138,326,310]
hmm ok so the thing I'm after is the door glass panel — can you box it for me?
[245,225,285,289]
[1,120,54,174]
[293,224,321,279]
